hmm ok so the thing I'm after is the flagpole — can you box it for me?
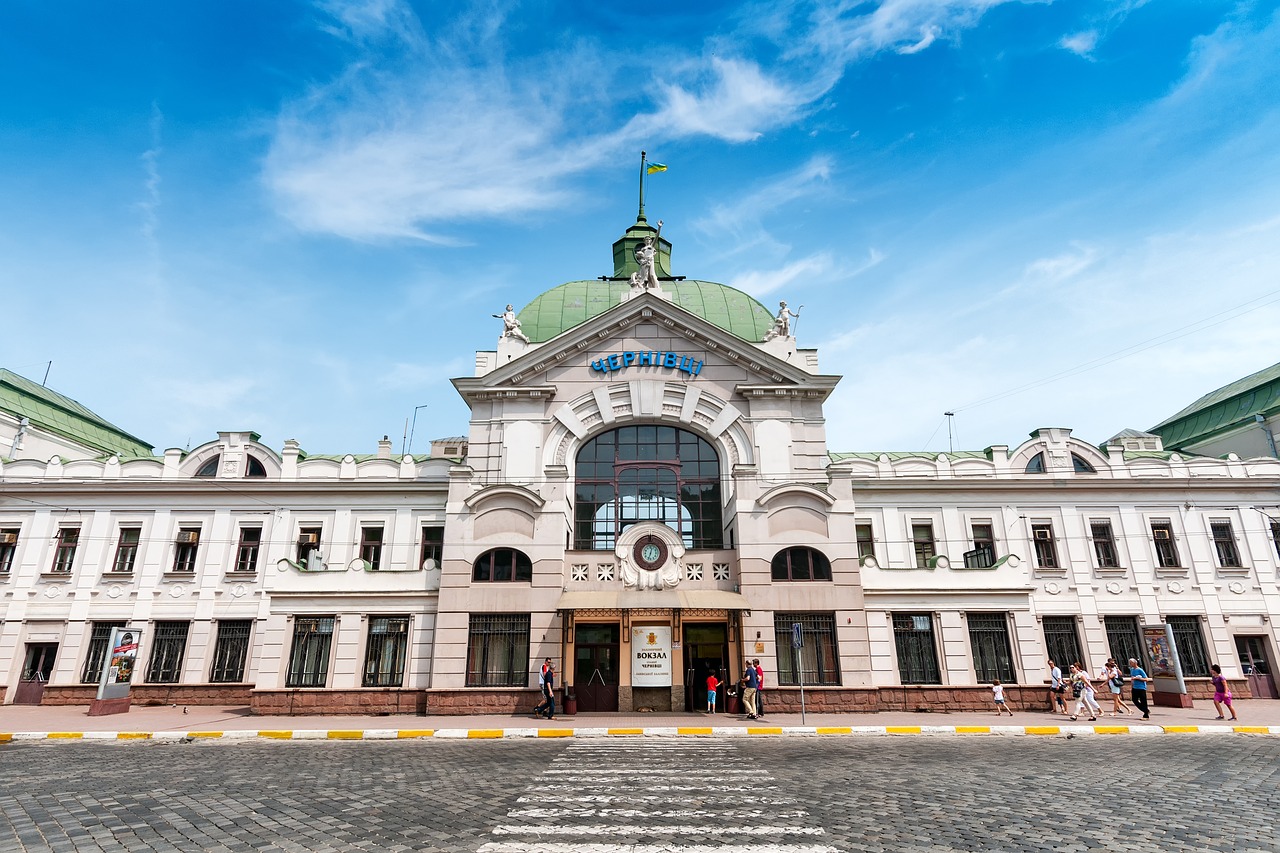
[639,150,647,221]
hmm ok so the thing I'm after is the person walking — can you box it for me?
[534,661,556,720]
[1127,657,1151,719]
[1048,659,1068,715]
[991,679,1015,716]
[1103,658,1132,716]
[753,659,766,718]
[1069,662,1101,721]
[1210,664,1239,721]
[742,660,760,719]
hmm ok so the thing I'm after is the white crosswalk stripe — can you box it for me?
[477,739,835,853]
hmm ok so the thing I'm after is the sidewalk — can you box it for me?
[3,699,1278,742]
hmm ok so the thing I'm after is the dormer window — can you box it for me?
[195,456,220,477]
[245,455,267,478]
[1071,453,1096,474]
[1024,453,1045,474]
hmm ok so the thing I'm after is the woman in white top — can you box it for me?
[1069,662,1101,721]
[1102,658,1132,716]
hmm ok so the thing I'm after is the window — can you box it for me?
[234,528,261,573]
[421,525,444,567]
[1168,616,1210,677]
[360,526,384,570]
[1071,453,1097,474]
[573,425,722,550]
[1024,452,1046,473]
[1104,616,1143,669]
[1151,521,1180,568]
[172,528,200,573]
[773,613,840,686]
[50,527,79,573]
[967,612,1015,682]
[892,614,941,684]
[286,616,335,687]
[465,613,530,687]
[473,548,532,582]
[0,528,19,574]
[146,621,190,683]
[1031,523,1059,569]
[911,523,935,568]
[1090,521,1120,569]
[244,455,267,478]
[195,456,219,477]
[80,621,126,683]
[855,523,875,562]
[771,547,831,581]
[111,527,141,574]
[1272,521,1280,561]
[297,526,323,564]
[1210,521,1242,568]
[363,616,410,687]
[1042,616,1083,672]
[965,523,996,568]
[209,620,253,683]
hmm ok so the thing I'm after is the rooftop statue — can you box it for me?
[630,220,663,290]
[762,300,802,341]
[493,304,530,344]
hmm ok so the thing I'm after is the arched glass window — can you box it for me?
[195,456,220,477]
[473,548,532,582]
[245,455,267,478]
[574,425,722,550]
[771,547,832,581]
[1024,452,1045,474]
[1071,453,1097,474]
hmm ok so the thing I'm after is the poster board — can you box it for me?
[1142,623,1187,695]
[631,626,672,687]
[96,626,142,701]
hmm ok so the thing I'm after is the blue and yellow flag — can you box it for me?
[646,162,668,174]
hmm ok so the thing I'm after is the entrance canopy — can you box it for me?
[555,589,750,611]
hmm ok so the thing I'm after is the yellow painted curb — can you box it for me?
[1025,726,1060,735]
[48,732,84,739]
[466,729,503,739]
[747,727,783,735]
[396,730,435,738]
[258,730,294,739]
[0,734,13,743]
[955,726,990,734]
[677,727,714,736]
[117,732,152,740]
[816,726,851,735]
[186,732,224,739]
[1163,726,1199,733]
[536,729,575,738]
[607,728,645,736]
[327,731,364,740]
[1234,726,1268,734]
[886,726,921,734]
[1093,726,1129,735]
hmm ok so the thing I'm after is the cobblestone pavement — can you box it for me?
[0,736,1277,852]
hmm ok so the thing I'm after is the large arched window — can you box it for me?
[574,425,723,550]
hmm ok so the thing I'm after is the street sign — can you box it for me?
[792,622,803,649]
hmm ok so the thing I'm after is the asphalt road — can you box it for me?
[1,735,1276,852]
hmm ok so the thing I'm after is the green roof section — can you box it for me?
[0,369,153,457]
[518,279,775,343]
[1150,361,1280,450]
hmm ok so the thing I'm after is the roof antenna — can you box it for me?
[944,411,955,454]
[42,361,51,387]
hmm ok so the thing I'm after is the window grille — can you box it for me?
[210,620,253,683]
[466,614,531,688]
[80,621,126,683]
[51,528,79,573]
[1168,615,1210,677]
[1042,616,1084,671]
[286,616,335,687]
[892,614,941,684]
[1090,521,1119,568]
[1104,616,1143,669]
[772,613,840,686]
[1210,521,1241,568]
[234,528,261,573]
[770,547,831,581]
[146,621,190,684]
[967,612,1015,682]
[363,616,410,687]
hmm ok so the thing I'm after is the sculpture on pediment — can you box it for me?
[630,220,664,291]
[493,304,530,343]
[762,300,802,341]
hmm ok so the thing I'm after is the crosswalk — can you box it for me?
[477,739,838,853]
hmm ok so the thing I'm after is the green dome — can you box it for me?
[517,279,776,343]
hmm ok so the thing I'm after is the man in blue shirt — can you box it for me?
[1128,657,1151,719]
[742,660,760,719]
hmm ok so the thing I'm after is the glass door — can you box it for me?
[574,624,620,712]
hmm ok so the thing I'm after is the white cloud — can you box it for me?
[1023,243,1098,283]
[694,156,834,256]
[729,253,834,297]
[1059,30,1099,58]
[807,0,1020,60]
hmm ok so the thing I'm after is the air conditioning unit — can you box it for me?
[1153,529,1171,540]
[298,533,319,545]
[0,533,17,545]
[1034,529,1052,540]
[175,531,200,544]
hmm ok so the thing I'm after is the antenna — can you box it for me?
[944,411,955,454]
[42,361,51,387]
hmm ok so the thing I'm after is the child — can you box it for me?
[705,673,719,713]
[991,679,1014,716]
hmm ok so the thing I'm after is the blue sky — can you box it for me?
[2,0,1279,456]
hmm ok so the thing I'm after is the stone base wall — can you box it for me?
[251,689,427,716]
[631,686,673,712]
[1183,677,1250,700]
[37,684,254,706]
[421,689,551,716]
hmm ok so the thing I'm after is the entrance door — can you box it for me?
[13,643,58,705]
[683,623,729,712]
[575,624,620,712]
[1236,635,1278,699]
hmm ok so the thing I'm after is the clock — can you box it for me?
[633,535,668,571]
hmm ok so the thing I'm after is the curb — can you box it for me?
[1,724,1275,742]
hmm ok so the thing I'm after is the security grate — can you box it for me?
[146,621,190,684]
[210,620,253,683]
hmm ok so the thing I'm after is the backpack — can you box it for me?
[1071,682,1083,698]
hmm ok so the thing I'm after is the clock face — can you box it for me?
[633,535,667,570]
